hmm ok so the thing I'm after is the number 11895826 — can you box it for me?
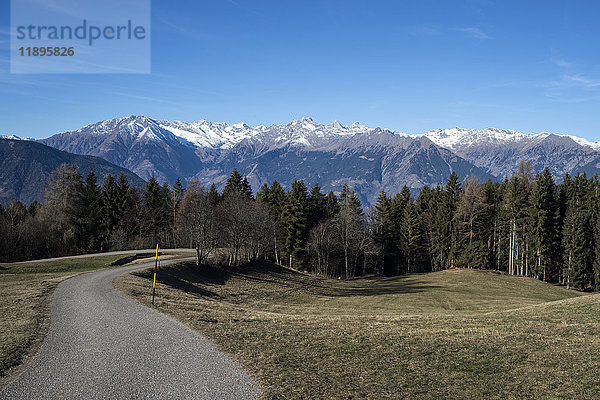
[19,47,75,56]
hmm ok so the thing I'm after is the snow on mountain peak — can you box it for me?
[419,127,536,150]
[1,134,35,141]
[65,115,600,153]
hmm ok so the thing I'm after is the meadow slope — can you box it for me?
[116,262,600,399]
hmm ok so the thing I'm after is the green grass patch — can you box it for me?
[115,261,600,399]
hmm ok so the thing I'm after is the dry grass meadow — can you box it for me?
[115,261,600,399]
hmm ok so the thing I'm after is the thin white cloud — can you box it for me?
[552,59,573,68]
[457,27,488,40]
[563,74,600,88]
[545,92,600,103]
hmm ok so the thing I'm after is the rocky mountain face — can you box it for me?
[39,116,600,205]
[422,127,600,179]
[0,139,145,205]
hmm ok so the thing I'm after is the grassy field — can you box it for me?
[0,252,173,381]
[115,261,600,399]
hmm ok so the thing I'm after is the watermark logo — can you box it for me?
[11,0,151,74]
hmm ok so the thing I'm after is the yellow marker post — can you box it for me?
[152,244,159,305]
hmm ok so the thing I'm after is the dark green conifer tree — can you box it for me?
[372,191,395,275]
[282,180,308,269]
[325,191,340,218]
[401,200,423,273]
[256,183,270,205]
[240,176,253,199]
[562,174,593,289]
[207,183,221,207]
[306,183,327,230]
[530,168,559,281]
[142,176,170,246]
[101,174,120,247]
[82,168,102,251]
[222,169,244,198]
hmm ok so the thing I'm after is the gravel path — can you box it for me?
[1,259,258,399]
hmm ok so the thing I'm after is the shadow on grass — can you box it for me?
[139,259,443,298]
[133,264,221,299]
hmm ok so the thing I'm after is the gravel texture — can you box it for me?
[1,259,259,399]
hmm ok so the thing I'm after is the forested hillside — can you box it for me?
[1,160,598,291]
[0,139,145,205]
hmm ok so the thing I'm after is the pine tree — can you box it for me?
[101,174,120,247]
[454,176,487,269]
[401,200,423,273]
[503,175,531,276]
[530,168,559,281]
[336,184,364,278]
[222,169,244,198]
[115,173,140,248]
[562,174,593,289]
[44,164,85,252]
[170,178,185,243]
[267,181,287,264]
[325,191,340,218]
[268,181,286,216]
[207,183,221,207]
[416,185,436,271]
[82,168,102,251]
[431,173,461,270]
[372,191,395,275]
[390,192,407,274]
[256,183,270,205]
[307,183,327,230]
[481,180,499,270]
[240,177,253,199]
[142,176,170,246]
[282,180,308,269]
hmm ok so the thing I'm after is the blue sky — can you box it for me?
[2,0,600,140]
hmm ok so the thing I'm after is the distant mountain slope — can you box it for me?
[39,115,600,204]
[421,127,600,178]
[0,139,145,205]
[41,116,495,204]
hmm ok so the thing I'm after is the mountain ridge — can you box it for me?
[0,139,146,205]
[38,115,600,205]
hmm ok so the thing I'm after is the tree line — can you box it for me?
[1,161,599,291]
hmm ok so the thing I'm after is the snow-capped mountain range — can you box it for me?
[0,134,35,141]
[35,115,600,204]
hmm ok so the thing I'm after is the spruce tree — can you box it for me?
[481,180,499,270]
[282,180,308,269]
[401,200,423,273]
[454,176,487,269]
[325,191,340,218]
[336,184,364,278]
[207,183,221,207]
[44,164,85,252]
[268,181,287,264]
[306,183,327,230]
[222,169,244,198]
[372,191,395,275]
[101,174,120,247]
[82,168,102,251]
[142,176,170,246]
[562,174,593,289]
[431,173,461,270]
[530,168,559,281]
[256,183,270,205]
